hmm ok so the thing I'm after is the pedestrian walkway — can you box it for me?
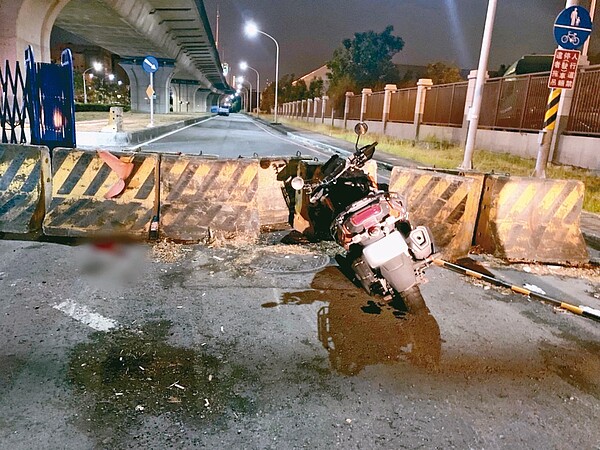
[75,111,210,147]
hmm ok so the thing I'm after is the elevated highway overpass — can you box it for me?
[0,0,230,112]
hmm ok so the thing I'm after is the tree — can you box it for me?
[424,62,464,85]
[261,82,275,113]
[490,64,507,78]
[327,25,404,109]
[307,78,324,99]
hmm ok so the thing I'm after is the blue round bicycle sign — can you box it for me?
[553,6,593,50]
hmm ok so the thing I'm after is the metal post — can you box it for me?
[461,0,498,170]
[360,88,372,122]
[344,91,353,129]
[149,72,154,127]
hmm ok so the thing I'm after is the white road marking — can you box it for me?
[127,115,217,150]
[53,300,118,332]
[245,116,334,159]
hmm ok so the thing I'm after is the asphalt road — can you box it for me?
[137,114,327,160]
[1,114,599,448]
[0,235,599,449]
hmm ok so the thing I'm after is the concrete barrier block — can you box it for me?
[0,144,51,234]
[257,158,297,227]
[159,156,260,241]
[389,167,484,261]
[43,148,158,238]
[475,175,588,265]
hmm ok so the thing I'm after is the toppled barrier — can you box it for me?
[389,167,484,261]
[475,175,588,265]
[0,144,51,234]
[43,148,158,238]
[159,156,261,241]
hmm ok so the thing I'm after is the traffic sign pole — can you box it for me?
[142,56,159,128]
[149,72,154,128]
[534,4,593,178]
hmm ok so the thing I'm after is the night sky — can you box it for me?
[203,0,596,89]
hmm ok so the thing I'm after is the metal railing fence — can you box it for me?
[389,88,417,123]
[422,82,467,127]
[0,60,28,144]
[364,91,384,121]
[567,65,600,136]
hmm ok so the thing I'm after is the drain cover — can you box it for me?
[249,253,330,274]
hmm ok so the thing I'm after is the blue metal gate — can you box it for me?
[26,46,76,149]
[0,46,76,149]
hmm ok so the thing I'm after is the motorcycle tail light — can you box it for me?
[387,195,408,220]
[350,204,382,227]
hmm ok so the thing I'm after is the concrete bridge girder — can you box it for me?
[0,0,71,63]
[0,0,229,112]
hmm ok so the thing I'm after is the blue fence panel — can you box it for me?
[26,46,76,150]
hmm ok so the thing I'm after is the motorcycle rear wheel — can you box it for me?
[400,285,428,313]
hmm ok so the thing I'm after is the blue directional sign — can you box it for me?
[142,55,159,73]
[553,6,593,50]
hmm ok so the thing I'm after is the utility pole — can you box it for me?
[216,5,220,54]
[461,0,498,170]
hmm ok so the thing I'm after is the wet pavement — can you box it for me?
[0,234,599,449]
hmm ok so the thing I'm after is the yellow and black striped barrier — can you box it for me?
[389,167,484,261]
[43,148,159,238]
[159,156,261,241]
[475,174,588,265]
[543,88,561,132]
[434,258,600,323]
[0,144,51,234]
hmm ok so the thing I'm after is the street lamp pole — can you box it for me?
[240,62,261,116]
[238,79,253,112]
[461,0,497,169]
[82,62,103,104]
[245,23,280,123]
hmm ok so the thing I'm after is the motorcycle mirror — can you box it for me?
[291,176,305,190]
[354,122,368,150]
[354,122,368,136]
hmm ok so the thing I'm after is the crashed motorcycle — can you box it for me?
[291,123,435,313]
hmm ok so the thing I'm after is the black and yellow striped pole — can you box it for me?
[533,88,562,178]
[433,259,600,323]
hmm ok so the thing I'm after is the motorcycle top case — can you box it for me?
[362,231,410,268]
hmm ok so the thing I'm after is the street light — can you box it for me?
[240,61,261,116]
[83,62,103,104]
[238,76,253,113]
[244,22,280,123]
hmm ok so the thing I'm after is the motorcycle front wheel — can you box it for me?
[400,285,428,314]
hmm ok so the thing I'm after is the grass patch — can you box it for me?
[267,116,600,213]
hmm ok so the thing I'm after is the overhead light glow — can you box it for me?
[244,22,259,37]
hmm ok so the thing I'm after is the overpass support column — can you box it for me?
[194,90,212,112]
[119,58,175,114]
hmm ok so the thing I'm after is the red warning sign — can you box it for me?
[548,49,580,90]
